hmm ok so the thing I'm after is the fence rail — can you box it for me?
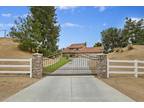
[0,58,32,78]
[107,59,144,78]
[43,55,61,67]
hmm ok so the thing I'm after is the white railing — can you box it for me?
[0,58,32,78]
[107,59,144,78]
[43,56,61,67]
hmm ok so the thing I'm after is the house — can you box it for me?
[62,43,103,57]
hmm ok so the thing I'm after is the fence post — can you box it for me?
[134,60,138,78]
[30,58,32,78]
[32,53,43,79]
[96,54,107,78]
[107,58,109,78]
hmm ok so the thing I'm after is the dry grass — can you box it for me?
[0,38,32,73]
[88,45,144,101]
[0,38,32,58]
[0,38,37,101]
[108,45,144,60]
[0,77,38,101]
[101,45,144,101]
[101,76,144,101]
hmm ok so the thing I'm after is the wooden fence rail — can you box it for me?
[43,55,61,67]
[107,59,144,78]
[0,58,32,78]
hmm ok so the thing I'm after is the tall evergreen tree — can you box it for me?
[101,17,144,53]
[10,6,60,56]
[123,17,144,45]
[101,27,124,53]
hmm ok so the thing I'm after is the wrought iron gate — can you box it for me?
[43,54,99,76]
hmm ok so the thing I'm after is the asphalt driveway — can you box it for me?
[5,58,134,102]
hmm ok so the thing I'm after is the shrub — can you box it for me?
[114,48,124,53]
[127,45,134,50]
[19,40,37,52]
[120,49,124,52]
[63,54,69,59]
[114,48,120,52]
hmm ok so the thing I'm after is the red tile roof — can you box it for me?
[63,47,103,54]
[63,43,103,54]
[68,43,86,49]
[79,47,103,53]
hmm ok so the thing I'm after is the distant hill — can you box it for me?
[108,45,144,60]
[0,38,32,58]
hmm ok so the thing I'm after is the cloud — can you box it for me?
[99,7,106,12]
[0,23,15,28]
[94,6,107,12]
[58,6,78,10]
[131,17,141,21]
[1,13,11,17]
[1,12,29,19]
[13,13,29,19]
[62,22,83,28]
[103,23,107,26]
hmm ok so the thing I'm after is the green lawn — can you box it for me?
[43,57,70,74]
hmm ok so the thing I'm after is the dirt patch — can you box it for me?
[101,76,144,102]
[0,38,32,58]
[0,77,38,101]
[108,45,144,60]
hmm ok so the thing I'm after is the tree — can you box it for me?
[84,42,87,46]
[101,27,124,53]
[93,42,102,47]
[123,17,144,45]
[100,17,144,53]
[9,6,60,56]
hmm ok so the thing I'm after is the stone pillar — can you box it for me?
[32,53,43,79]
[96,54,107,78]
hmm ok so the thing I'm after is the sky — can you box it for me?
[0,6,144,48]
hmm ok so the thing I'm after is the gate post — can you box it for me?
[32,53,43,79]
[96,54,107,78]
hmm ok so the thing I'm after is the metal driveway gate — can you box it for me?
[44,54,102,75]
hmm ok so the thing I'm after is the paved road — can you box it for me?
[5,58,134,102]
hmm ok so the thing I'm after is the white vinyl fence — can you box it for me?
[107,59,144,78]
[43,57,60,67]
[0,58,32,78]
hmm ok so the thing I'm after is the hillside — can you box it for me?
[0,38,144,60]
[108,45,144,60]
[0,38,32,58]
